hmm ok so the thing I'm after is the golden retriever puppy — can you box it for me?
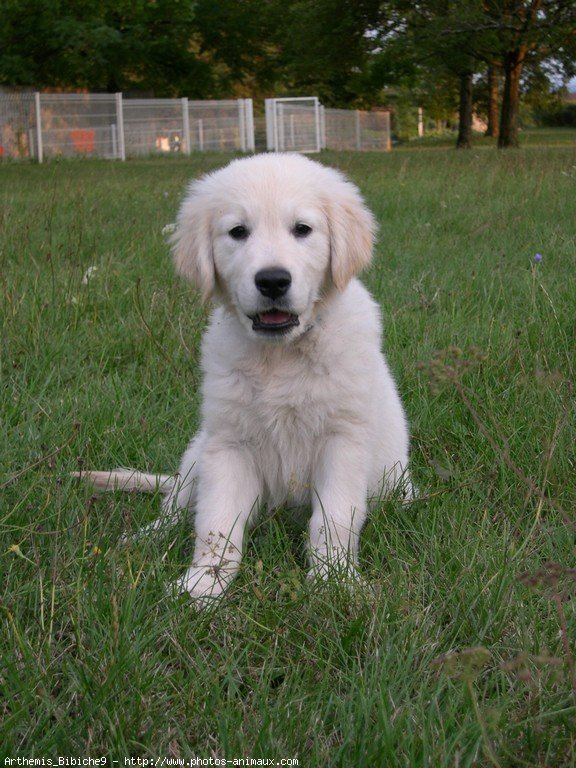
[80,153,411,606]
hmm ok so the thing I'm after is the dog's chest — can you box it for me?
[204,345,342,501]
[236,352,333,439]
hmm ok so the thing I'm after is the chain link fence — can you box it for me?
[0,92,254,161]
[122,98,255,156]
[0,91,390,160]
[33,93,121,160]
[265,97,322,153]
[188,100,255,152]
[321,108,391,151]
[265,98,391,153]
[0,91,36,158]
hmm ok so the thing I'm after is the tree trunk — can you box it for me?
[485,64,499,138]
[498,47,525,148]
[456,71,473,149]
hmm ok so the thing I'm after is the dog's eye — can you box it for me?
[293,223,312,238]
[229,225,249,241]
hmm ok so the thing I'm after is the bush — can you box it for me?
[537,103,576,127]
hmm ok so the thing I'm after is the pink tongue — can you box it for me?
[259,311,292,325]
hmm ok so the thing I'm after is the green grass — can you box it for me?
[400,126,576,150]
[1,142,575,765]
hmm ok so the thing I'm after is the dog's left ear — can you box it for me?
[325,177,377,291]
[170,182,216,302]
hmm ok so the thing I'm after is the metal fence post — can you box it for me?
[115,93,126,160]
[182,97,191,154]
[244,99,255,152]
[198,120,204,151]
[265,99,275,151]
[355,110,362,151]
[34,92,43,163]
[277,104,284,151]
[313,97,321,154]
[238,99,246,152]
[237,98,255,152]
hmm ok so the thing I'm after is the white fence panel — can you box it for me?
[188,99,254,152]
[32,93,120,160]
[0,92,35,159]
[264,98,390,154]
[123,98,186,156]
[265,97,321,153]
[322,108,391,151]
[357,109,391,151]
[0,92,255,161]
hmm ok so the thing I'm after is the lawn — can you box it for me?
[1,141,575,765]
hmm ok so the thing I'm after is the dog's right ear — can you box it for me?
[171,183,215,302]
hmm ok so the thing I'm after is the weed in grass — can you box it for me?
[518,563,576,699]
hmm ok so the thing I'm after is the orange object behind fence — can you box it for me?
[70,130,95,153]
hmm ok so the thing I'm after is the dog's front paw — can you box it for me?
[171,563,237,608]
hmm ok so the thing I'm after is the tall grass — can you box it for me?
[1,144,575,764]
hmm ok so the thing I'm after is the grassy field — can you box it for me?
[400,126,576,149]
[1,139,575,765]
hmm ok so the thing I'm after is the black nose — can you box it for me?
[254,268,292,299]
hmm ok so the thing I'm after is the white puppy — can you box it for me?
[80,153,411,605]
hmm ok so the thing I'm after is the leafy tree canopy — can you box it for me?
[0,0,212,95]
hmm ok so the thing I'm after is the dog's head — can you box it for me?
[172,153,376,342]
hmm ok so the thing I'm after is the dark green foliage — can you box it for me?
[0,0,211,95]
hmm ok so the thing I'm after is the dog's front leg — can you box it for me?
[177,443,261,606]
[308,436,369,580]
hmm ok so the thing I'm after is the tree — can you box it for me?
[392,0,576,147]
[194,0,398,106]
[274,0,394,106]
[485,64,500,137]
[456,71,475,148]
[193,0,282,98]
[391,0,487,149]
[0,0,212,96]
[482,0,576,147]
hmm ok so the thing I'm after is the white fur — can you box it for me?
[81,153,411,606]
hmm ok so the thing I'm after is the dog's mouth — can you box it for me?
[250,309,300,334]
